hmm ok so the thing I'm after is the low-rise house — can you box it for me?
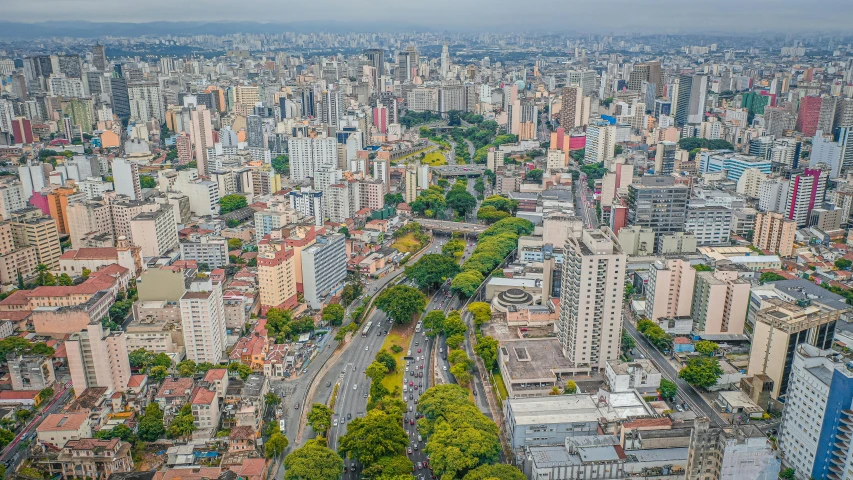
[604,359,662,394]
[228,425,257,452]
[190,386,220,439]
[203,369,229,400]
[42,438,133,479]
[36,412,92,448]
[154,377,194,416]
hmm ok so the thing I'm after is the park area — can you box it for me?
[391,233,423,253]
[420,151,447,166]
[378,325,414,394]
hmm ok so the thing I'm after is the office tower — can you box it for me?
[771,138,802,169]
[764,107,796,138]
[92,44,107,71]
[246,115,265,149]
[373,105,389,134]
[320,89,342,128]
[685,204,732,245]
[66,200,114,248]
[0,100,13,135]
[753,212,796,257]
[818,95,841,134]
[57,54,83,78]
[627,176,690,241]
[407,88,438,112]
[301,233,347,309]
[128,81,164,122]
[784,168,826,227]
[691,269,750,335]
[288,136,337,182]
[559,86,589,129]
[326,184,352,223]
[11,117,33,144]
[180,281,227,364]
[672,74,707,126]
[758,178,789,213]
[440,44,450,78]
[258,237,298,312]
[404,164,419,204]
[129,205,178,257]
[627,61,662,97]
[654,141,677,175]
[112,158,141,200]
[796,95,822,136]
[395,46,418,83]
[364,48,384,90]
[747,298,839,400]
[66,321,131,398]
[558,228,626,372]
[835,127,853,176]
[190,105,214,176]
[376,92,399,123]
[584,121,616,166]
[438,86,466,114]
[686,419,779,480]
[288,188,324,227]
[644,259,695,321]
[47,75,85,98]
[566,69,598,98]
[778,345,853,480]
[748,136,773,160]
[741,91,770,115]
[109,76,131,120]
[24,55,53,81]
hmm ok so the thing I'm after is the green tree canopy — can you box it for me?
[284,438,344,480]
[659,378,677,401]
[140,176,157,189]
[422,310,446,337]
[321,304,345,326]
[695,340,719,356]
[621,329,636,354]
[446,333,465,349]
[693,264,713,272]
[463,464,526,480]
[443,311,467,337]
[446,185,477,217]
[272,154,289,175]
[836,259,853,270]
[177,360,197,377]
[375,285,427,324]
[405,254,461,290]
[525,169,544,182]
[219,194,248,214]
[306,403,334,435]
[564,380,577,394]
[467,302,491,325]
[473,335,499,371]
[451,270,485,297]
[362,455,414,478]
[137,403,165,441]
[678,357,724,390]
[339,409,409,465]
[168,403,196,439]
[375,349,397,372]
[759,272,786,284]
[266,432,289,458]
[480,195,517,214]
[366,360,389,383]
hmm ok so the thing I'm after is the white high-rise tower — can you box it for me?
[440,44,450,79]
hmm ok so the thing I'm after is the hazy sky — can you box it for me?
[4,0,853,32]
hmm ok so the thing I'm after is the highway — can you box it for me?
[575,172,599,228]
[623,312,727,427]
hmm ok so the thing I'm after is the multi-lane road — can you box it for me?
[575,172,599,228]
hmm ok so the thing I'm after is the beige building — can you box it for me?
[8,354,55,391]
[617,225,655,256]
[747,298,840,399]
[0,220,38,284]
[257,235,298,313]
[736,168,768,198]
[558,228,626,373]
[644,259,695,321]
[66,200,113,249]
[691,269,750,335]
[129,205,179,257]
[753,211,796,257]
[36,413,92,448]
[10,214,61,269]
[137,266,189,302]
[657,232,698,255]
[404,163,419,204]
[66,321,131,397]
[110,199,159,243]
[126,301,184,354]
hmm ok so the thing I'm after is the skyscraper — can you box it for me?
[246,115,265,149]
[627,176,690,241]
[784,168,826,227]
[320,89,342,128]
[440,44,450,79]
[190,106,214,176]
[584,121,616,166]
[92,44,107,71]
[796,95,822,137]
[559,86,589,129]
[654,141,677,175]
[288,136,338,182]
[628,61,662,97]
[180,280,227,364]
[109,76,131,120]
[672,74,707,126]
[558,228,626,373]
[112,158,141,201]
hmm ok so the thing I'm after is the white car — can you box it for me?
[442,366,447,371]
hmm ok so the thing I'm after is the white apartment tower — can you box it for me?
[288,135,338,182]
[180,280,227,364]
[558,228,627,373]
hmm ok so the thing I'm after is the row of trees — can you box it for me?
[266,308,315,343]
[636,319,674,352]
[446,180,477,218]
[450,217,534,297]
[374,285,427,324]
[405,254,460,291]
[477,195,518,224]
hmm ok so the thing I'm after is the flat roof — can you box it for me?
[507,392,652,425]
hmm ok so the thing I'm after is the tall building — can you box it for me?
[320,89,342,128]
[626,176,690,241]
[691,269,750,335]
[747,298,840,400]
[92,44,107,71]
[686,418,779,480]
[785,168,826,227]
[127,81,165,122]
[112,158,141,201]
[404,163,419,204]
[558,228,626,373]
[246,114,265,149]
[584,121,616,166]
[288,136,337,182]
[129,205,179,257]
[796,95,822,137]
[685,204,732,245]
[559,86,589,129]
[180,280,227,364]
[109,77,131,120]
[11,213,61,269]
[0,180,26,220]
[66,321,131,398]
[566,69,598,98]
[440,44,450,78]
[753,211,796,257]
[644,259,695,321]
[627,61,662,97]
[654,141,677,175]
[301,233,347,310]
[364,48,385,90]
[672,74,707,126]
[288,188,324,227]
[190,105,214,176]
[258,236,298,313]
[778,344,853,480]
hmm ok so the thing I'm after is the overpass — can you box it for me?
[417,219,487,235]
[431,165,486,177]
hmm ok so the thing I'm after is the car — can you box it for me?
[442,366,447,371]
[347,413,352,420]
[409,405,413,412]
[407,350,412,356]
[415,341,419,346]
[417,348,421,353]
[343,466,347,473]
[675,405,684,412]
[409,394,414,400]
[354,384,358,390]
[414,445,419,451]
[472,389,477,396]
[408,447,413,454]
[350,465,356,472]
[417,462,423,469]
[418,434,423,442]
[414,385,418,390]
[439,348,444,353]
[410,381,414,386]
[384,330,388,334]
[419,365,424,370]
[363,392,368,398]
[365,346,369,351]
[410,418,416,424]
[334,419,338,426]
[295,403,300,409]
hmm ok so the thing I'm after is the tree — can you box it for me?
[405,254,461,291]
[177,360,197,377]
[467,302,491,325]
[16,409,31,422]
[339,409,410,465]
[284,438,344,480]
[340,281,364,307]
[272,154,290,175]
[564,380,577,394]
[58,273,73,286]
[693,264,713,272]
[306,403,334,435]
[168,403,196,439]
[375,349,397,373]
[473,335,499,371]
[759,271,786,284]
[449,349,471,366]
[0,336,31,359]
[443,311,467,337]
[149,366,168,382]
[140,176,157,188]
[450,363,472,385]
[196,362,216,375]
[219,194,248,214]
[422,310,446,337]
[480,195,517,214]
[525,169,543,182]
[779,468,796,480]
[451,270,484,297]
[446,186,477,217]
[446,333,465,349]
[266,432,289,458]
[411,186,446,217]
[151,352,172,369]
[463,464,526,480]
[321,304,345,326]
[137,403,165,441]
[228,238,243,250]
[476,205,510,224]
[836,259,852,270]
[129,349,153,369]
[96,424,135,443]
[621,329,636,354]
[384,193,404,206]
[0,428,15,449]
[81,267,91,279]
[679,357,724,390]
[442,238,466,259]
[365,361,389,384]
[374,285,427,324]
[35,263,50,286]
[659,378,677,401]
[30,342,54,356]
[39,387,54,401]
[695,340,719,356]
[362,455,414,478]
[265,392,281,409]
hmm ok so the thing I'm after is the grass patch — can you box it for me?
[421,151,447,166]
[329,383,339,409]
[379,326,412,395]
[391,233,424,253]
[492,371,508,400]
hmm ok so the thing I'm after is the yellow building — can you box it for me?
[257,235,297,314]
[753,211,796,257]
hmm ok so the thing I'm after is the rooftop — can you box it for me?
[506,391,652,425]
[37,413,89,432]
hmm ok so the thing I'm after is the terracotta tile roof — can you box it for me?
[229,425,255,440]
[66,438,119,450]
[0,310,33,321]
[0,390,39,400]
[230,334,266,360]
[154,466,222,480]
[230,458,265,477]
[266,344,289,364]
[127,375,147,388]
[60,248,119,260]
[0,290,31,306]
[191,387,216,405]
[37,413,89,432]
[203,369,227,382]
[156,377,194,398]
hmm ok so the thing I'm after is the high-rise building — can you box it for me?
[12,117,34,144]
[784,168,826,227]
[753,211,796,257]
[92,44,107,71]
[672,74,707,126]
[66,321,131,398]
[691,269,750,335]
[258,235,298,313]
[626,176,690,240]
[654,141,677,175]
[747,298,840,400]
[764,107,797,138]
[558,228,626,373]
[246,114,265,149]
[320,89,342,128]
[129,205,179,257]
[404,163,419,204]
[796,95,822,137]
[288,136,337,182]
[109,76,131,120]
[686,418,779,480]
[440,44,450,79]
[180,280,227,364]
[0,180,26,220]
[407,88,438,112]
[559,86,589,129]
[644,259,695,322]
[627,61,662,97]
[10,213,61,269]
[190,105,214,176]
[288,187,324,227]
[112,158,141,201]
[127,81,164,122]
[301,233,347,310]
[364,48,385,90]
[778,344,853,480]
[584,121,616,166]
[685,204,732,245]
[566,69,598,98]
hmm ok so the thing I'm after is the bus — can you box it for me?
[361,321,373,337]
